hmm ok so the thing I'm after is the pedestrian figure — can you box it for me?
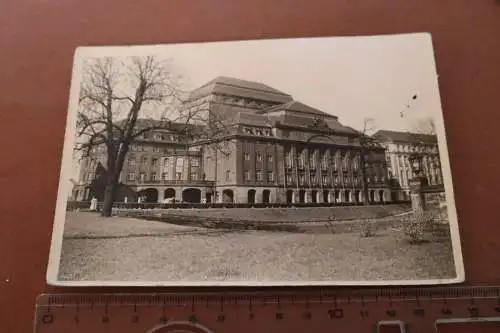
[90,197,98,211]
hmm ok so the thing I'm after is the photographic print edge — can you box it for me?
[46,33,465,287]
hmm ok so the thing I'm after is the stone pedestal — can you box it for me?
[409,176,426,212]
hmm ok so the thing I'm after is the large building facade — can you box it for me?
[73,76,392,205]
[372,130,443,201]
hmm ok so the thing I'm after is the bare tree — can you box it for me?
[75,55,225,216]
[412,117,436,135]
[357,118,378,206]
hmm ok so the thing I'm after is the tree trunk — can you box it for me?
[360,150,370,206]
[101,183,117,217]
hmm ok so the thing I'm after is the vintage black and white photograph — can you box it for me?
[47,33,464,286]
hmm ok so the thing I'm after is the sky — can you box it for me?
[75,32,443,133]
[67,33,446,184]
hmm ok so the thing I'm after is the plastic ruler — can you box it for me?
[34,286,500,333]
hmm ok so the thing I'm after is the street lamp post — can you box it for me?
[408,152,427,212]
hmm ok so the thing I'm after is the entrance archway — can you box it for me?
[299,190,306,203]
[355,190,361,203]
[138,188,158,203]
[222,189,234,203]
[286,190,294,203]
[379,190,385,203]
[311,190,318,203]
[262,190,270,204]
[182,188,201,203]
[164,188,175,200]
[323,190,329,203]
[247,189,256,204]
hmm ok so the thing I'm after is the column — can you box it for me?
[275,188,284,204]
[157,188,165,203]
[317,191,323,203]
[359,191,364,203]
[339,190,345,203]
[305,190,312,203]
[171,157,177,181]
[256,190,263,204]
[349,191,355,203]
[328,190,335,204]
[200,188,207,203]
[292,190,299,204]
[374,190,380,203]
[384,189,391,203]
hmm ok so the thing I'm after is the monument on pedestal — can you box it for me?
[408,152,429,213]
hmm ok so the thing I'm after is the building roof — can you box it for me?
[188,76,293,104]
[372,130,437,143]
[235,111,274,127]
[260,100,337,119]
[116,118,203,133]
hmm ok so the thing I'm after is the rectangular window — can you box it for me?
[244,152,250,161]
[154,133,164,140]
[309,156,316,168]
[190,172,198,181]
[257,153,262,161]
[153,147,161,153]
[321,154,328,169]
[244,170,251,181]
[139,173,146,181]
[225,170,231,181]
[267,171,274,182]
[267,154,273,162]
[322,175,329,184]
[256,170,262,181]
[161,172,168,180]
[286,174,293,183]
[128,158,136,167]
[152,158,158,167]
[298,152,305,168]
[299,174,305,185]
[285,151,293,168]
[342,154,348,170]
[141,157,148,166]
[176,172,182,180]
[151,172,157,181]
[127,172,136,181]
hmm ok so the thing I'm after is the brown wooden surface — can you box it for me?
[0,0,499,332]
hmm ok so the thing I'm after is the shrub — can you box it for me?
[402,211,437,244]
[359,219,377,238]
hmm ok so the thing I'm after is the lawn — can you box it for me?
[113,204,412,222]
[57,212,457,283]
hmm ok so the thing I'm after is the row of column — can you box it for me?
[287,189,386,204]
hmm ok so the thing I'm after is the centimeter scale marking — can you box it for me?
[35,286,500,333]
